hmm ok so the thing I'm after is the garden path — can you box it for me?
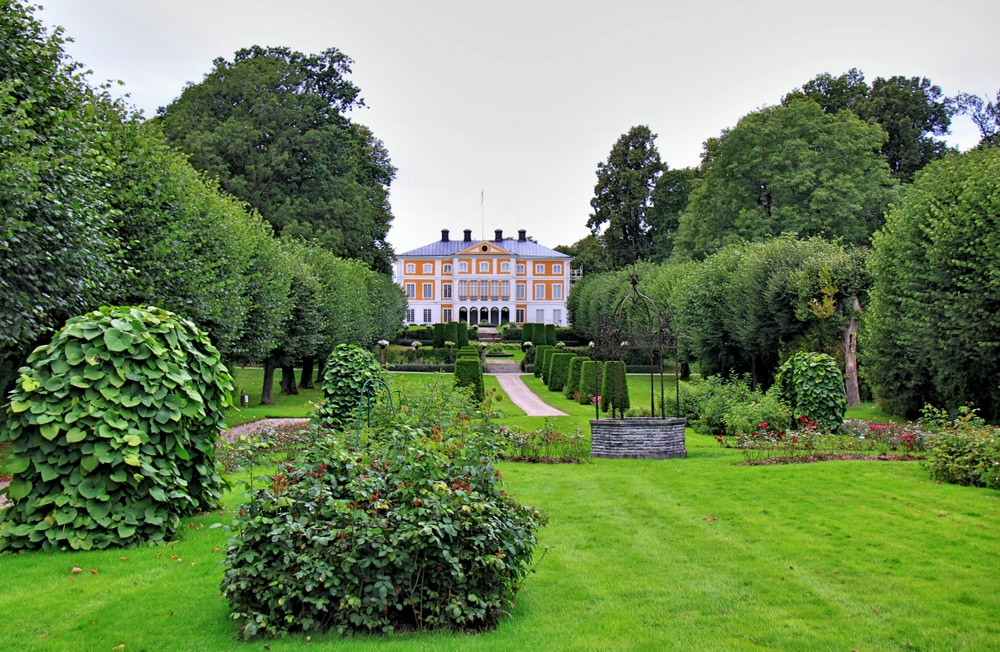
[0,480,7,510]
[223,418,309,443]
[494,374,568,417]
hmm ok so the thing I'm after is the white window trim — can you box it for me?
[535,264,544,274]
[423,263,433,273]
[405,263,415,273]
[443,263,452,273]
[405,283,415,298]
[422,283,433,299]
[553,284,563,299]
[516,264,525,274]
[553,264,562,274]
[535,284,545,299]
[501,262,510,272]
[459,261,469,272]
[479,261,490,272]
[443,283,452,298]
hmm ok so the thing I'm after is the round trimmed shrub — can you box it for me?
[775,352,846,430]
[0,306,231,551]
[221,424,546,638]
[314,344,383,430]
[578,360,604,405]
[601,361,630,416]
[547,353,575,392]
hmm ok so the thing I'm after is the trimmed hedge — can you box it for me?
[578,360,604,405]
[521,323,535,344]
[457,322,469,347]
[0,306,230,551]
[445,321,458,346]
[454,358,484,401]
[388,364,455,373]
[533,345,554,379]
[547,353,575,392]
[601,361,630,417]
[565,356,590,399]
[432,323,446,348]
[544,324,557,346]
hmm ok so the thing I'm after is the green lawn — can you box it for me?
[4,371,999,650]
[225,367,323,426]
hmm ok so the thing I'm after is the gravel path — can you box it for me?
[0,480,8,510]
[223,418,310,442]
[495,374,568,417]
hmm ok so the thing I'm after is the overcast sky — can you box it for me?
[36,0,1000,256]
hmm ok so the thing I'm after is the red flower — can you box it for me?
[759,422,769,429]
[800,415,808,423]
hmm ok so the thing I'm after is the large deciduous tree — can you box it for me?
[957,89,1000,148]
[155,45,397,274]
[646,167,699,262]
[672,99,897,260]
[586,126,664,270]
[785,69,956,183]
[863,148,1000,418]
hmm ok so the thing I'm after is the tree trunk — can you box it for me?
[679,362,690,381]
[299,357,315,389]
[843,295,862,407]
[281,365,298,395]
[316,359,325,386]
[260,361,277,405]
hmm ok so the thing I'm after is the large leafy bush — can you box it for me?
[221,391,545,638]
[922,405,1000,490]
[313,344,382,430]
[864,147,1000,418]
[0,306,231,551]
[775,352,846,431]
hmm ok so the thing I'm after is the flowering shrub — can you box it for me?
[221,405,546,637]
[921,405,1000,489]
[496,423,588,463]
[730,417,929,464]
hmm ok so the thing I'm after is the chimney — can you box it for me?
[440,229,449,242]
[494,229,503,242]
[518,229,526,242]
[463,229,472,242]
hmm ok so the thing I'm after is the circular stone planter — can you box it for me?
[589,417,688,459]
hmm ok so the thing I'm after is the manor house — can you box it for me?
[396,228,576,327]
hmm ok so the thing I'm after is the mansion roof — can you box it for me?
[400,238,571,259]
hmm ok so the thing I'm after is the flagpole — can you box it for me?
[480,190,484,241]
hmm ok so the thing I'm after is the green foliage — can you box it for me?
[578,361,604,405]
[722,390,793,438]
[0,2,117,392]
[454,357,485,402]
[600,361,630,417]
[433,323,446,348]
[445,322,458,346]
[521,323,535,345]
[863,148,1000,418]
[586,125,664,269]
[545,324,557,346]
[0,306,231,551]
[684,376,791,437]
[775,352,847,431]
[533,345,554,378]
[646,167,700,261]
[673,99,897,260]
[564,356,590,399]
[222,422,545,636]
[547,354,575,392]
[921,405,1000,490]
[313,345,382,430]
[785,69,956,182]
[456,321,469,348]
[156,46,397,274]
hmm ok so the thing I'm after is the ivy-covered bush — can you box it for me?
[221,412,545,637]
[533,345,554,378]
[313,344,383,430]
[547,354,574,392]
[578,360,603,405]
[0,306,231,551]
[564,356,590,399]
[454,357,484,401]
[600,361,630,416]
[775,352,846,431]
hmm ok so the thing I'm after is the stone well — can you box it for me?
[589,417,687,459]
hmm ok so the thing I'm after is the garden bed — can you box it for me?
[737,453,925,466]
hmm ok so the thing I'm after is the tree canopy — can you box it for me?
[784,69,956,182]
[586,125,664,269]
[672,99,897,260]
[156,46,397,274]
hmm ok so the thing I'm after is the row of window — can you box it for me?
[404,262,563,275]
[405,308,563,325]
[404,281,563,300]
